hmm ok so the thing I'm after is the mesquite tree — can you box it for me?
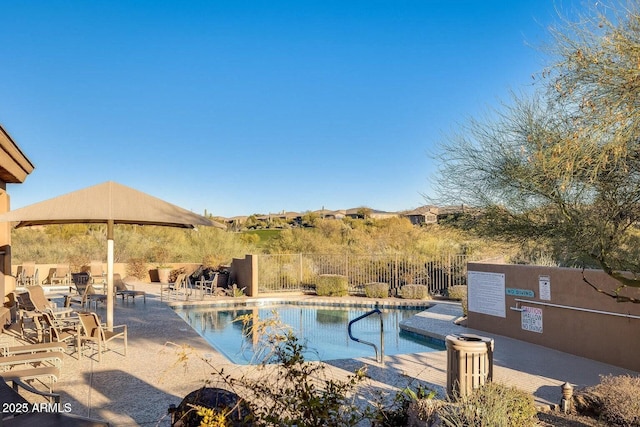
[433,1,640,302]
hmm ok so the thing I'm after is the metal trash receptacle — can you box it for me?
[446,333,494,398]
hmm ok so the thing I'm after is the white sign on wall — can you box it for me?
[468,271,506,318]
[521,306,543,333]
[539,275,551,301]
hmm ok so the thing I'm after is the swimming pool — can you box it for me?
[173,303,445,364]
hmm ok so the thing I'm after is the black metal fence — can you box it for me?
[257,253,474,296]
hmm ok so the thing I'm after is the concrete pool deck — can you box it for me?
[6,283,638,426]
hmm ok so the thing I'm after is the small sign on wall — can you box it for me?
[521,306,543,333]
[539,275,551,301]
[506,288,534,297]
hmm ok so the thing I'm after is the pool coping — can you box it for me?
[166,295,435,310]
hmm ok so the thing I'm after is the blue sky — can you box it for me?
[0,1,579,218]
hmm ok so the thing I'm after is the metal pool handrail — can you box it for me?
[347,309,384,364]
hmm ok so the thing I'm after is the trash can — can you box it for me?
[446,333,494,398]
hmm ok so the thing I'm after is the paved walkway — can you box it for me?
[5,284,637,426]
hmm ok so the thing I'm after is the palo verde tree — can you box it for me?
[433,0,640,302]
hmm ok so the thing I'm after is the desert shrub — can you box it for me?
[227,284,246,297]
[169,267,186,283]
[316,274,348,296]
[67,254,91,273]
[148,245,171,265]
[373,385,437,427]
[577,374,640,426]
[447,285,468,316]
[126,257,148,280]
[201,254,222,269]
[400,284,431,300]
[437,382,536,427]
[406,398,442,427]
[365,282,389,298]
[179,312,369,426]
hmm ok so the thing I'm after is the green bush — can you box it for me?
[400,284,431,300]
[364,282,389,298]
[316,274,349,296]
[437,382,537,427]
[448,285,468,316]
[577,374,640,426]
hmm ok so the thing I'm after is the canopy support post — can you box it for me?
[106,219,114,330]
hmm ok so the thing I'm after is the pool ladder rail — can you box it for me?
[347,309,384,364]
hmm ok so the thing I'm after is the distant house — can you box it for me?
[312,209,346,219]
[345,207,398,220]
[403,206,438,225]
[220,204,477,229]
[436,204,472,222]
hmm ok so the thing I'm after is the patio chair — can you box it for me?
[195,272,222,298]
[113,274,146,303]
[39,312,79,355]
[162,273,191,300]
[89,261,106,288]
[17,262,38,287]
[77,311,127,362]
[50,264,71,285]
[66,273,91,307]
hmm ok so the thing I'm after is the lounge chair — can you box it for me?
[77,312,127,362]
[0,349,61,393]
[50,264,71,285]
[84,284,108,310]
[17,262,38,287]
[27,285,75,318]
[1,376,111,425]
[0,374,60,408]
[113,274,146,303]
[0,307,66,356]
[3,411,111,426]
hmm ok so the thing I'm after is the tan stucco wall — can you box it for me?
[230,255,258,296]
[0,124,35,306]
[467,262,640,372]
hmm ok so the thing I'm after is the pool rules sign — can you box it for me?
[521,306,543,333]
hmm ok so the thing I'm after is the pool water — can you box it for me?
[173,304,445,365]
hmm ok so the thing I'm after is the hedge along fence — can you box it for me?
[257,253,473,295]
[316,274,349,296]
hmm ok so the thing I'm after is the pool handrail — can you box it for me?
[347,308,384,364]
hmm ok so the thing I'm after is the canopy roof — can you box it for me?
[0,181,223,228]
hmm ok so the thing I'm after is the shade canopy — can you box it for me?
[0,181,221,228]
[0,181,224,328]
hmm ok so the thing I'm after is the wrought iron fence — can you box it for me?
[257,253,473,295]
